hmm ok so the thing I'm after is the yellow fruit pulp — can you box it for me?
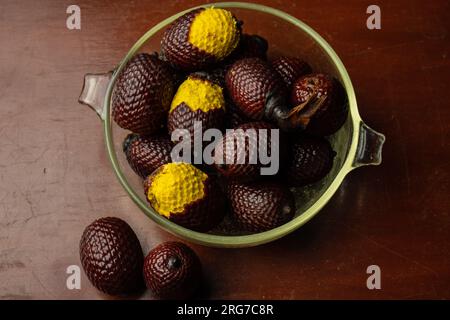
[147,163,208,218]
[170,76,225,113]
[188,8,239,60]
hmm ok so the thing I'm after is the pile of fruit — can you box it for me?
[113,7,348,234]
[79,6,349,300]
[80,217,201,298]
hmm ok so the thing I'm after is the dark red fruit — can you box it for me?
[206,67,228,87]
[225,100,251,128]
[229,34,268,61]
[123,133,172,179]
[228,181,295,232]
[79,217,144,296]
[199,34,268,88]
[271,56,312,88]
[285,135,336,186]
[161,8,240,71]
[143,242,202,299]
[291,73,348,136]
[213,121,282,181]
[226,58,324,131]
[226,58,286,120]
[112,53,175,135]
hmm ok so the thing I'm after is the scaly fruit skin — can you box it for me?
[123,133,173,179]
[228,34,268,61]
[271,56,312,88]
[291,73,348,136]
[285,135,336,186]
[161,8,240,71]
[228,181,295,232]
[144,163,225,232]
[143,242,202,299]
[202,34,268,87]
[79,217,144,296]
[112,53,175,134]
[213,122,281,181]
[168,75,226,139]
[225,100,251,128]
[226,58,287,120]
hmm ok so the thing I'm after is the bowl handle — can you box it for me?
[78,71,114,120]
[352,121,385,169]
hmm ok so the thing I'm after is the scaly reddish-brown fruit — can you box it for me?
[226,58,325,131]
[229,34,268,61]
[271,56,312,88]
[144,163,226,232]
[285,135,336,186]
[161,8,241,71]
[225,100,251,128]
[123,133,173,179]
[79,217,144,296]
[291,73,348,136]
[143,242,202,299]
[213,121,283,181]
[112,53,175,134]
[200,34,268,88]
[228,181,295,232]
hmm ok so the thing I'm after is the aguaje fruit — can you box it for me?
[123,133,173,179]
[228,34,268,61]
[112,53,175,134]
[213,121,279,181]
[143,242,202,299]
[285,135,336,186]
[226,58,286,120]
[291,73,348,136]
[225,100,251,128]
[271,56,312,88]
[79,217,144,296]
[161,8,240,71]
[205,34,269,87]
[228,181,295,232]
[168,74,226,138]
[226,58,324,131]
[144,163,225,231]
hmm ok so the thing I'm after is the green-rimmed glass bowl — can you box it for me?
[79,2,385,248]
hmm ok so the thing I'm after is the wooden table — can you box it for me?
[0,0,449,300]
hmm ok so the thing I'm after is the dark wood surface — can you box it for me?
[0,0,449,299]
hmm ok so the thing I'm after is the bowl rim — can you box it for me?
[103,1,361,248]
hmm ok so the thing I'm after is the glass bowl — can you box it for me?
[79,2,385,248]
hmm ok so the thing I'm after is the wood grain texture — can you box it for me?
[0,0,449,299]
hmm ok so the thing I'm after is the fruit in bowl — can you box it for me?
[79,3,385,247]
[113,7,346,234]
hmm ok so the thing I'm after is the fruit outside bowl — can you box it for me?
[79,2,385,248]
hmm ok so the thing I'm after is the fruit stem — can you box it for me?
[270,92,327,131]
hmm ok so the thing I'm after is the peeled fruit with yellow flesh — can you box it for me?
[168,74,226,138]
[144,163,225,232]
[161,8,241,71]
